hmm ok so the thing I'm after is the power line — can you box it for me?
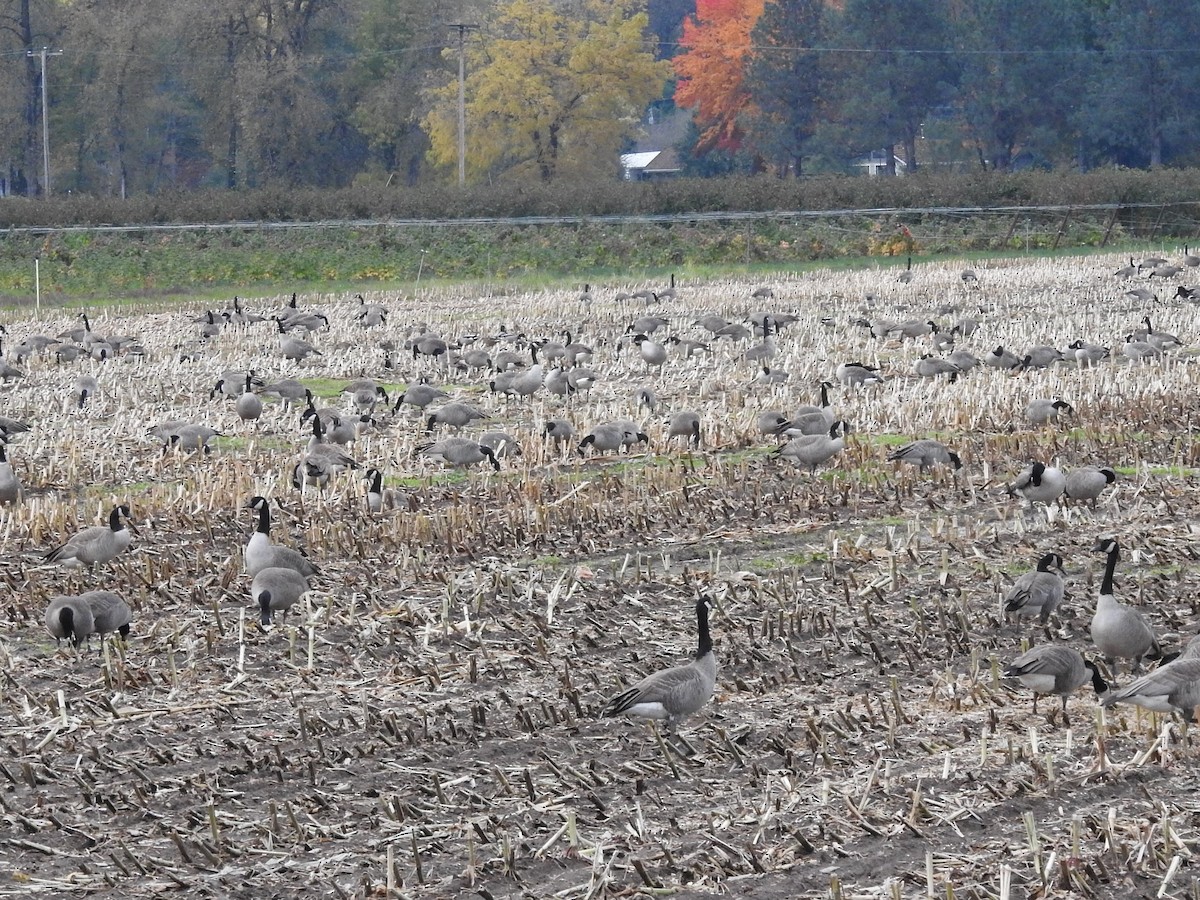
[27,47,63,197]
[446,24,478,188]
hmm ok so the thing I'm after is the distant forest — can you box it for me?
[0,0,1194,198]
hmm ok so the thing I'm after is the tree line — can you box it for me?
[0,0,1196,199]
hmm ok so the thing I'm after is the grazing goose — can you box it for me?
[578,423,643,456]
[601,598,716,733]
[774,420,847,472]
[1121,336,1163,362]
[946,349,980,371]
[236,373,263,424]
[914,354,960,380]
[0,443,22,503]
[252,567,311,626]
[696,314,731,335]
[1100,638,1200,720]
[167,424,223,454]
[634,386,659,412]
[835,361,884,387]
[756,410,791,438]
[560,331,593,366]
[543,418,576,444]
[479,431,522,459]
[411,334,449,361]
[1026,397,1073,427]
[72,375,99,408]
[1091,538,1161,674]
[1003,553,1065,624]
[1003,645,1107,721]
[44,504,137,568]
[1068,340,1109,367]
[755,366,789,385]
[1064,466,1116,508]
[1007,461,1066,508]
[889,319,937,340]
[667,336,711,358]
[243,497,320,578]
[276,319,323,362]
[394,382,450,412]
[45,595,95,648]
[426,402,488,433]
[632,333,667,372]
[566,366,600,395]
[262,380,312,408]
[343,382,389,415]
[983,345,1022,370]
[666,411,702,448]
[418,437,501,471]
[887,439,962,474]
[83,591,132,642]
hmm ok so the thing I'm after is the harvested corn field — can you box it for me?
[2,252,1200,898]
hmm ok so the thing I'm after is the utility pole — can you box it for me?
[27,47,62,196]
[446,24,477,187]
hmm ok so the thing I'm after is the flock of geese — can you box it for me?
[9,248,1200,737]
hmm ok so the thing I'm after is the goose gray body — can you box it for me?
[44,504,136,568]
[418,437,500,470]
[578,423,646,456]
[1091,538,1160,673]
[1008,461,1066,508]
[835,361,884,387]
[252,567,311,625]
[914,355,959,379]
[1064,466,1115,507]
[774,421,846,472]
[1027,398,1073,426]
[82,590,132,640]
[426,402,488,433]
[0,443,22,503]
[887,439,962,473]
[243,497,319,578]
[666,411,702,448]
[1003,645,1107,716]
[543,418,576,443]
[1004,553,1065,624]
[235,373,263,422]
[602,599,716,731]
[45,595,96,647]
[1101,655,1200,720]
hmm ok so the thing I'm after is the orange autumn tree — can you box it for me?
[672,0,766,157]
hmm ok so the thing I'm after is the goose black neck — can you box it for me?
[1100,544,1118,596]
[109,507,124,530]
[819,382,829,408]
[695,599,712,658]
[1086,661,1109,695]
[369,470,382,492]
[58,606,75,642]
[257,503,271,535]
[259,590,272,625]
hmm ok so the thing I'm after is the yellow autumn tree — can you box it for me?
[424,0,670,182]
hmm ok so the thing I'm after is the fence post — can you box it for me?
[1051,208,1073,251]
[1100,206,1120,247]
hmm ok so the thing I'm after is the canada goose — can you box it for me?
[492,349,527,372]
[756,410,791,438]
[0,415,30,438]
[1120,335,1162,362]
[961,269,979,284]
[887,439,962,474]
[236,373,263,423]
[418,437,500,471]
[890,319,937,340]
[1003,553,1065,624]
[252,568,311,626]
[262,379,311,408]
[1068,340,1109,367]
[301,404,361,446]
[1091,538,1161,674]
[743,335,776,364]
[211,370,263,399]
[1175,285,1200,302]
[72,374,99,408]
[1149,264,1182,279]
[578,423,643,456]
[953,315,980,337]
[479,431,522,459]
[1019,345,1065,369]
[715,322,752,341]
[341,381,389,415]
[561,332,594,366]
[300,416,361,474]
[1183,246,1200,267]
[1122,286,1156,303]
[787,382,836,436]
[601,598,716,733]
[426,402,488,433]
[655,272,678,302]
[1141,316,1183,352]
[394,383,450,412]
[0,443,22,503]
[1064,465,1116,508]
[505,351,545,398]
[57,313,95,344]
[983,345,1021,369]
[277,321,322,362]
[667,336,711,358]
[756,366,788,385]
[1138,256,1168,271]
[752,284,775,299]
[1100,641,1200,720]
[632,333,667,372]
[835,361,884,387]
[83,590,132,642]
[199,310,223,340]
[1003,645,1107,720]
[1113,258,1138,279]
[914,355,960,380]
[45,595,95,647]
[544,367,572,398]
[774,420,847,472]
[243,496,320,578]
[44,504,137,568]
[1007,461,1066,508]
[0,340,23,382]
[543,418,576,443]
[576,284,593,306]
[634,386,659,411]
[666,411,702,448]
[898,256,913,283]
[1026,397,1073,427]
[696,314,731,335]
[946,349,979,371]
[167,424,223,455]
[411,335,450,361]
[629,315,669,335]
[365,468,409,513]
